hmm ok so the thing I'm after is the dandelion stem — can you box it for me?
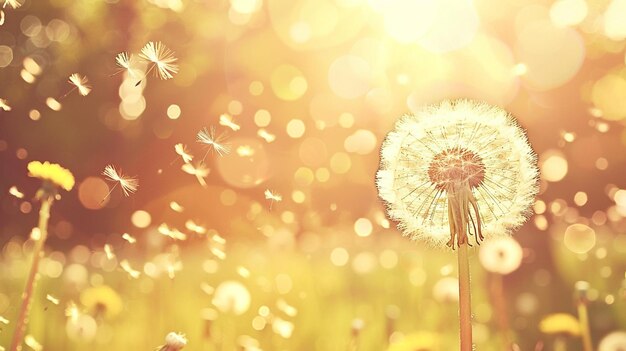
[9,198,53,351]
[553,336,566,351]
[490,273,512,350]
[458,242,473,351]
[577,301,593,351]
[60,86,77,99]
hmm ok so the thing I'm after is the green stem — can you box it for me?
[458,243,473,351]
[10,198,53,351]
[577,302,593,351]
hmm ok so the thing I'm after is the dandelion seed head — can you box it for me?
[68,73,91,96]
[115,52,141,78]
[478,236,523,274]
[139,41,179,80]
[377,99,539,248]
[598,331,626,351]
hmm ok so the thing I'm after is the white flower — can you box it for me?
[377,99,538,249]
[158,332,187,351]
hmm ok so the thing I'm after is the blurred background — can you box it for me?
[0,0,626,350]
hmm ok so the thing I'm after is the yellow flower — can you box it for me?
[28,161,75,191]
[80,285,123,319]
[539,313,581,336]
[387,331,439,351]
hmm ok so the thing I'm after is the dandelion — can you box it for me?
[170,201,184,212]
[236,145,255,157]
[112,52,140,78]
[65,313,97,342]
[8,186,24,198]
[64,73,92,97]
[137,41,179,85]
[120,259,141,279]
[174,143,194,164]
[479,237,523,275]
[158,223,187,240]
[377,100,539,351]
[64,301,81,322]
[103,244,115,259]
[598,331,626,351]
[181,162,210,187]
[2,0,21,9]
[540,313,581,351]
[157,332,187,351]
[258,128,276,143]
[121,232,137,244]
[10,162,74,351]
[196,126,230,158]
[219,113,241,131]
[212,281,251,315]
[264,189,282,209]
[23,335,41,351]
[0,98,11,111]
[46,294,59,305]
[185,220,206,234]
[101,164,138,200]
[80,285,123,320]
[45,97,62,111]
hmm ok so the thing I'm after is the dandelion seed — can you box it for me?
[120,259,141,279]
[65,301,80,322]
[257,128,276,143]
[196,126,230,158]
[174,143,193,164]
[8,186,24,198]
[264,189,282,209]
[3,0,21,9]
[181,162,210,187]
[158,223,187,240]
[185,220,206,234]
[219,113,241,131]
[210,246,226,260]
[211,233,226,244]
[200,283,215,295]
[237,266,250,278]
[121,233,136,244]
[0,316,9,324]
[272,318,294,339]
[24,335,42,351]
[0,10,5,26]
[157,332,187,351]
[46,294,59,305]
[166,260,183,279]
[101,164,138,200]
[112,52,140,78]
[276,299,298,317]
[66,73,92,97]
[169,201,184,212]
[0,98,11,111]
[104,244,115,259]
[137,41,179,85]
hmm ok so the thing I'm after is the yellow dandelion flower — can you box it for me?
[80,285,123,319]
[377,99,538,249]
[28,161,75,191]
[386,331,439,351]
[539,313,581,336]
